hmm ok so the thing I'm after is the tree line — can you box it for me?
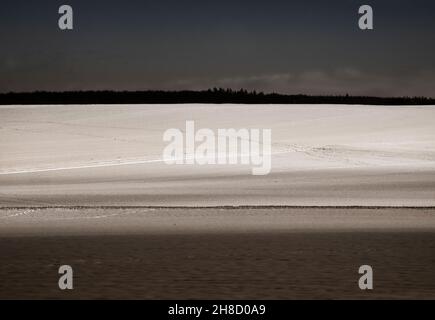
[1,89,434,105]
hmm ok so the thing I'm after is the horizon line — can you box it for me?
[1,89,434,105]
[1,89,434,100]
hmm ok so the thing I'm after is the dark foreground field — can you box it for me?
[1,207,434,299]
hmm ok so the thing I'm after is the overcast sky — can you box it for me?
[1,0,434,96]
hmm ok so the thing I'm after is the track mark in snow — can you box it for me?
[0,208,156,221]
[54,212,131,220]
[41,208,155,221]
[0,151,295,175]
[0,209,35,219]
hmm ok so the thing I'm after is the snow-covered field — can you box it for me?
[1,104,435,206]
[2,104,435,299]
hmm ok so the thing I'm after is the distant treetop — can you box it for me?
[0,89,434,105]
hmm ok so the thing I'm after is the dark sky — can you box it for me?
[1,0,435,96]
